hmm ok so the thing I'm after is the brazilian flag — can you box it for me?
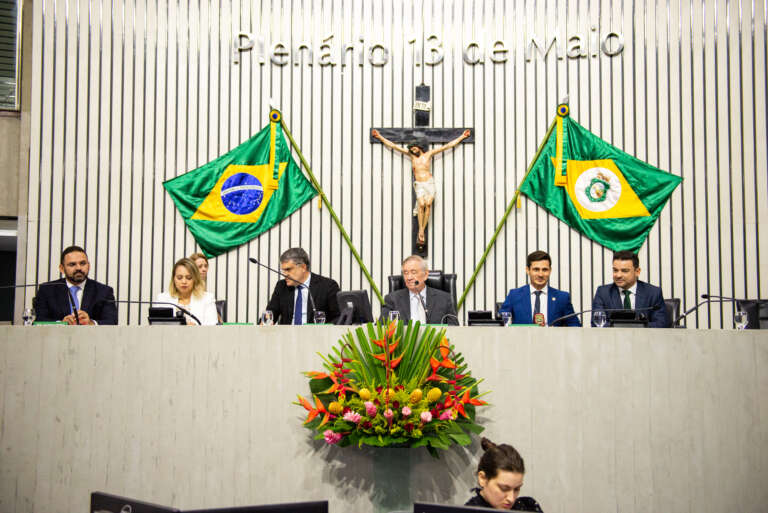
[163,112,317,258]
[520,104,682,252]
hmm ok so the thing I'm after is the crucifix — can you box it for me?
[371,84,474,257]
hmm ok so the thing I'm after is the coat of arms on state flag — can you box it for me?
[520,104,682,252]
[163,111,317,258]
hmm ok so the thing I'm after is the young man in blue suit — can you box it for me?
[591,250,670,328]
[499,251,581,327]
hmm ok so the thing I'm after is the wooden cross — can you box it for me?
[371,84,474,257]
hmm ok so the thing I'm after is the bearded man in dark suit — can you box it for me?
[591,250,670,328]
[35,245,118,325]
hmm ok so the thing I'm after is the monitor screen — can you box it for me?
[183,500,328,513]
[336,290,374,324]
[413,502,494,513]
[91,491,180,513]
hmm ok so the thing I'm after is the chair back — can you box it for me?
[215,300,227,323]
[388,271,457,311]
[665,298,681,327]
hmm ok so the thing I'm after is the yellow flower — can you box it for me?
[385,388,396,399]
[328,401,343,415]
[359,388,371,401]
[409,389,423,404]
[427,388,442,403]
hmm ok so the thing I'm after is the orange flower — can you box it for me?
[387,321,397,338]
[304,371,330,379]
[297,395,330,426]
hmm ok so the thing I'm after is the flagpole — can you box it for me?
[277,112,385,305]
[456,117,557,310]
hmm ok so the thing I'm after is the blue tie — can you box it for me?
[293,287,303,325]
[69,285,80,312]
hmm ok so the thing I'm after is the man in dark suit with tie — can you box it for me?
[264,248,341,324]
[498,250,581,326]
[34,245,118,325]
[380,255,459,325]
[591,250,670,328]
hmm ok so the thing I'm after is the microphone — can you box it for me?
[110,299,202,325]
[674,294,742,326]
[439,313,461,326]
[3,281,83,325]
[550,304,661,327]
[247,257,317,321]
[412,280,430,321]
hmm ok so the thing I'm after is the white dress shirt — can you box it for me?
[409,288,427,323]
[293,274,311,324]
[157,291,218,325]
[530,285,549,324]
[620,283,638,309]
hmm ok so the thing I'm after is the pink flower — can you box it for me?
[364,401,377,417]
[384,408,394,420]
[323,430,342,444]
[420,411,433,423]
[439,410,453,421]
[401,406,412,417]
[343,411,362,424]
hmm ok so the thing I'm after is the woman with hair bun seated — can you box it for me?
[465,437,543,511]
[157,258,219,325]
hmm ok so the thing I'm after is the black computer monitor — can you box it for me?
[608,309,649,328]
[148,307,186,325]
[91,491,180,513]
[336,290,374,324]
[413,502,493,513]
[184,500,328,513]
[467,310,503,326]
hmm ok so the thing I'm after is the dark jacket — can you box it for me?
[380,286,459,325]
[465,490,544,511]
[265,272,341,324]
[34,278,118,325]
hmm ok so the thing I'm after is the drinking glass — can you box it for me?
[262,310,274,326]
[593,311,608,328]
[22,308,35,326]
[314,311,326,324]
[734,310,748,330]
[500,311,512,327]
[388,310,400,322]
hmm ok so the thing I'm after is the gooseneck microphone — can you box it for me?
[110,299,202,325]
[248,257,317,320]
[549,304,661,327]
[674,294,742,326]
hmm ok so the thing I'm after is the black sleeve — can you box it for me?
[265,281,286,323]
[325,279,341,324]
[96,285,118,325]
[34,286,57,322]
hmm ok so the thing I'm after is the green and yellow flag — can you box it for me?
[520,104,682,252]
[163,112,317,257]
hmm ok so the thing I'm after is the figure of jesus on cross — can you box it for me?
[372,128,471,246]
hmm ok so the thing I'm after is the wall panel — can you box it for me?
[18,0,768,328]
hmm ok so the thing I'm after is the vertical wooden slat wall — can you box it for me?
[19,0,768,328]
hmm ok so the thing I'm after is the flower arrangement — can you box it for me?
[295,320,488,456]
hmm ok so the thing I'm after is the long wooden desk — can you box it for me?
[1,326,766,513]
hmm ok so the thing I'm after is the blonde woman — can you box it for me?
[157,258,218,325]
[189,252,210,287]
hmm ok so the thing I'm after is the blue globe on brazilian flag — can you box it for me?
[520,104,682,252]
[163,112,317,258]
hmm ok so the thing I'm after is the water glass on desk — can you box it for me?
[500,311,512,327]
[22,308,35,326]
[734,310,748,330]
[262,310,274,326]
[388,310,400,322]
[593,311,608,328]
[314,311,326,324]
